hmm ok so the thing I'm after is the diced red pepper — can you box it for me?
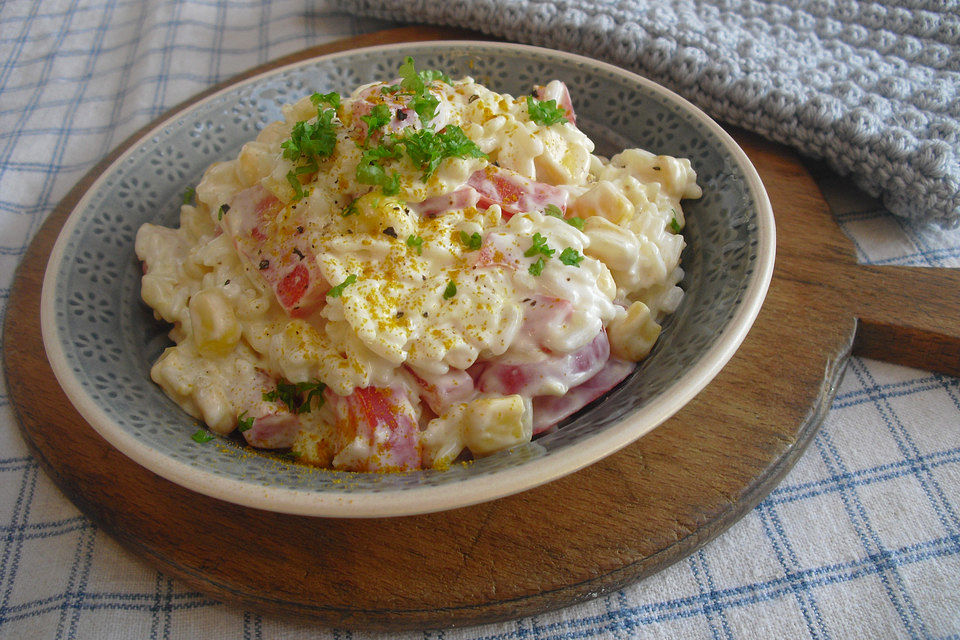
[467,166,568,220]
[221,184,328,317]
[335,386,422,471]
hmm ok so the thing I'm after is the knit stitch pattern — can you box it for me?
[338,0,960,228]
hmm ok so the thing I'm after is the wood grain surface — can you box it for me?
[5,27,960,631]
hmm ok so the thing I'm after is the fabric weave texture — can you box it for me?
[1,1,959,638]
[338,0,960,228]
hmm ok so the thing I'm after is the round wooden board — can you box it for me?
[5,28,960,631]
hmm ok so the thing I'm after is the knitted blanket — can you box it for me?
[337,0,960,228]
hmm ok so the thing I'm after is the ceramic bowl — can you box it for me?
[41,41,775,517]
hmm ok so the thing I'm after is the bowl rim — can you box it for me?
[40,40,776,518]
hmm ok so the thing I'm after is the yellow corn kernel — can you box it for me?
[189,288,241,357]
[461,395,532,456]
[583,215,640,272]
[569,180,634,225]
[608,301,662,361]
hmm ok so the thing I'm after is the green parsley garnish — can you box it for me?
[182,187,195,205]
[459,230,482,251]
[282,109,338,163]
[286,170,306,200]
[419,68,452,86]
[356,144,403,195]
[524,232,555,258]
[191,429,214,443]
[669,213,682,233]
[327,274,357,298]
[356,126,485,193]
[280,92,341,200]
[528,256,546,276]
[411,92,440,125]
[443,281,457,299]
[237,411,254,432]
[396,57,451,125]
[398,126,486,179]
[360,103,392,142]
[217,203,229,221]
[342,198,359,217]
[263,379,327,415]
[543,203,584,229]
[544,203,563,218]
[406,234,424,254]
[526,96,568,126]
[398,56,451,93]
[559,247,584,267]
[310,91,340,109]
[353,59,482,196]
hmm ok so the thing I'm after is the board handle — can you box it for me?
[848,265,960,377]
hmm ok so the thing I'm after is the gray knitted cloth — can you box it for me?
[337,0,960,228]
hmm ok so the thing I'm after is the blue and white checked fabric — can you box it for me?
[1,2,959,638]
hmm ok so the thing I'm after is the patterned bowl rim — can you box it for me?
[40,41,776,518]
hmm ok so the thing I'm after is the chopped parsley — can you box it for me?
[443,280,457,299]
[526,96,568,126]
[327,274,357,298]
[543,203,584,229]
[342,198,359,217]
[191,429,214,443]
[418,68,452,86]
[281,91,341,201]
[406,234,424,254]
[310,91,340,109]
[395,57,452,126]
[360,103,392,142]
[524,232,555,258]
[282,108,338,164]
[356,143,403,195]
[544,203,563,218]
[263,379,327,415]
[669,213,682,233]
[411,92,440,125]
[355,126,485,194]
[398,126,486,179]
[237,411,254,432]
[528,256,546,276]
[182,186,195,205]
[559,247,584,267]
[217,203,229,220]
[352,59,483,195]
[398,56,451,93]
[286,170,306,200]
[459,230,482,250]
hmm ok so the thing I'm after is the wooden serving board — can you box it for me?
[5,28,960,631]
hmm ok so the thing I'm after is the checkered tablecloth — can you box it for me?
[1,2,958,638]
